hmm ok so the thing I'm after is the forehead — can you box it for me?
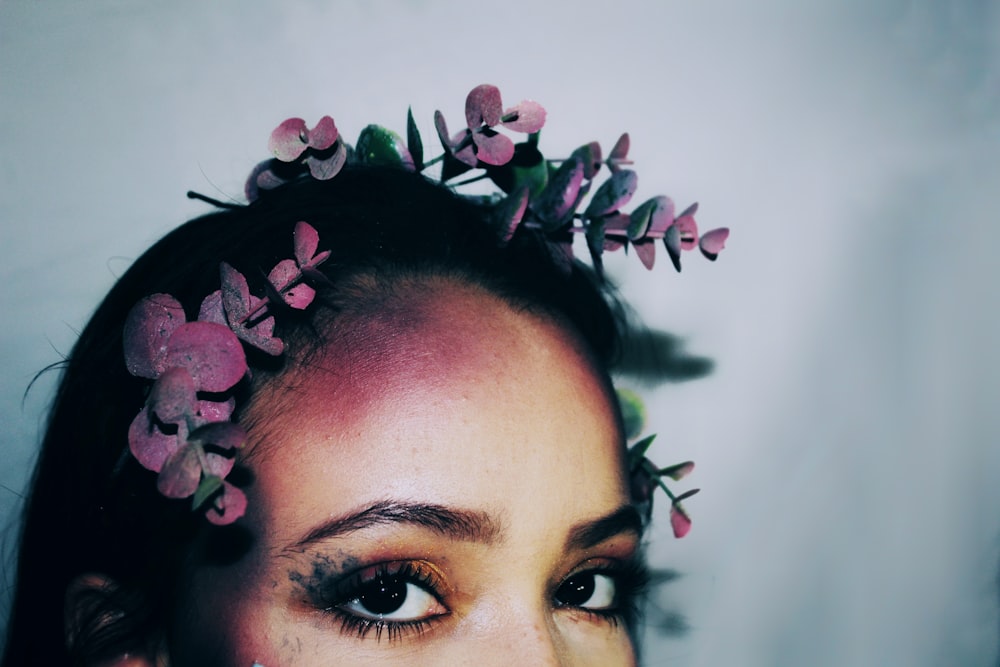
[245,278,626,540]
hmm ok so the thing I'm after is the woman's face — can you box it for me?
[173,279,640,666]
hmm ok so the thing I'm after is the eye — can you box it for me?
[554,570,617,610]
[339,567,446,621]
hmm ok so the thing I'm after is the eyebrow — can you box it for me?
[290,500,502,550]
[565,505,644,550]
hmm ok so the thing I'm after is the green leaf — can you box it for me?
[192,475,224,510]
[627,434,657,469]
[406,107,424,171]
[355,124,415,170]
[616,388,647,440]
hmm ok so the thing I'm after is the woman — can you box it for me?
[2,87,720,665]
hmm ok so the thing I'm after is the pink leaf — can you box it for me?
[570,142,603,180]
[220,263,251,323]
[647,196,676,236]
[660,461,695,481]
[193,398,235,426]
[148,367,197,424]
[267,259,299,293]
[268,118,310,162]
[472,130,515,166]
[157,445,202,499]
[231,293,284,355]
[664,225,683,272]
[501,100,546,133]
[204,452,235,480]
[585,170,638,218]
[307,116,339,151]
[609,132,630,162]
[164,322,247,393]
[699,227,729,261]
[197,290,226,325]
[127,407,181,473]
[283,282,316,310]
[465,84,504,128]
[303,142,347,180]
[670,503,693,538]
[633,239,656,270]
[294,221,320,266]
[205,482,247,525]
[536,158,585,230]
[123,294,186,379]
[674,214,699,251]
[190,421,246,452]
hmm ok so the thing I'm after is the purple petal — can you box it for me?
[670,503,692,538]
[465,84,503,128]
[157,445,202,499]
[472,130,515,166]
[699,227,729,261]
[674,214,699,251]
[268,118,310,162]
[633,239,656,270]
[205,482,247,525]
[501,100,546,133]
[124,294,187,379]
[585,169,638,218]
[164,321,247,393]
[128,407,181,472]
[306,116,339,150]
[149,367,197,424]
[303,142,347,180]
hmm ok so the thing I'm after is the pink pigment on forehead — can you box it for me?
[263,278,610,446]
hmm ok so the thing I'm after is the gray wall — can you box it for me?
[1,1,997,664]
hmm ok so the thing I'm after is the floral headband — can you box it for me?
[124,84,725,534]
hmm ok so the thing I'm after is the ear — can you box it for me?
[64,573,168,666]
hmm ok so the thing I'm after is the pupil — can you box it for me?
[359,575,407,615]
[557,573,595,606]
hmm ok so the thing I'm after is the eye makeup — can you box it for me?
[289,550,650,645]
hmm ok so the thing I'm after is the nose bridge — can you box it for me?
[469,595,566,666]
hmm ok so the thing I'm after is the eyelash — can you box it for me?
[316,558,650,643]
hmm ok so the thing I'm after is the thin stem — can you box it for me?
[187,190,242,210]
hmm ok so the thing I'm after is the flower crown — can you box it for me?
[124,84,722,533]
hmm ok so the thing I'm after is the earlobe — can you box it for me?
[64,573,166,667]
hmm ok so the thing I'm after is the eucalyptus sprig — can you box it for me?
[246,83,729,278]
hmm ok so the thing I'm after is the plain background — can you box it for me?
[1,1,998,664]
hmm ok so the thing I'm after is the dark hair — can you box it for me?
[2,166,625,666]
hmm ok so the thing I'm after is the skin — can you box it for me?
[165,278,639,666]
